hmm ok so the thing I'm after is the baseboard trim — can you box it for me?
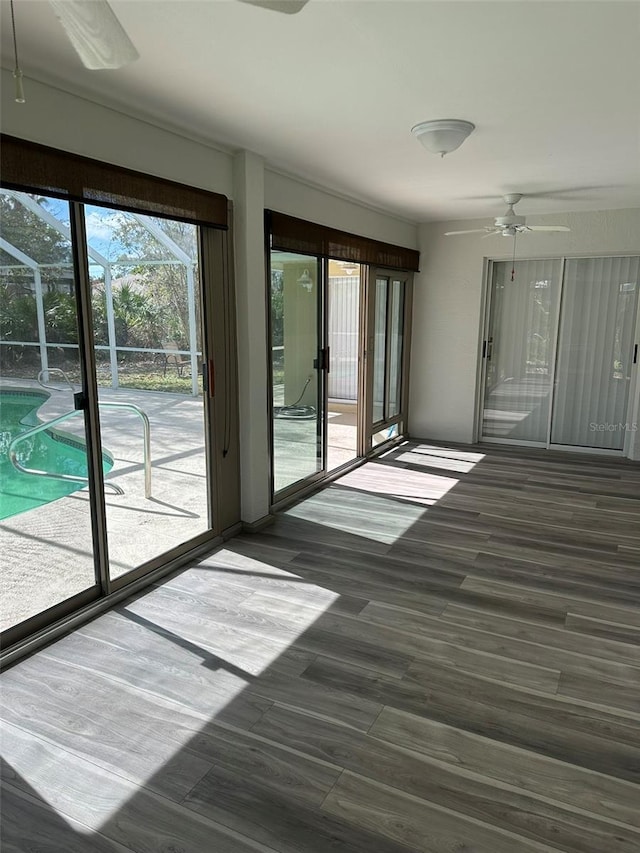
[221,521,244,540]
[242,514,275,533]
[0,535,224,671]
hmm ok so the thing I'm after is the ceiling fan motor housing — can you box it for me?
[495,214,526,228]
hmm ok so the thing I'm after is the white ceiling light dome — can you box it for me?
[411,119,475,157]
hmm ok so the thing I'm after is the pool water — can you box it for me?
[0,389,113,521]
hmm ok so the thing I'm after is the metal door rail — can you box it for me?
[37,367,76,393]
[8,403,152,498]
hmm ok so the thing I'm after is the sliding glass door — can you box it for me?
[82,205,212,581]
[0,190,99,636]
[482,259,562,442]
[481,256,639,452]
[268,254,367,499]
[0,190,226,649]
[266,212,418,502]
[268,253,414,501]
[367,270,412,449]
[270,252,324,495]
[327,261,361,472]
[551,257,639,449]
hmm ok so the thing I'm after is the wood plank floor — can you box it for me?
[2,440,640,852]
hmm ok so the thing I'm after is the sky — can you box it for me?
[2,191,197,282]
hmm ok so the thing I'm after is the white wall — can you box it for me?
[0,70,418,253]
[1,72,421,516]
[410,208,640,460]
[0,70,234,197]
[265,170,417,248]
[233,151,270,523]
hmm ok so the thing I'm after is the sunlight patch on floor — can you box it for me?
[285,488,429,543]
[410,445,486,463]
[337,463,462,506]
[2,551,338,828]
[394,450,483,473]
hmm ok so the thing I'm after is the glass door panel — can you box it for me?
[372,278,387,425]
[370,273,408,439]
[551,256,639,449]
[270,252,323,494]
[482,259,562,442]
[83,206,211,580]
[0,190,97,631]
[387,279,405,419]
[327,261,360,472]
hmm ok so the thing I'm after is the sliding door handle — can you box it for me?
[202,359,215,397]
[313,347,330,371]
[73,391,87,411]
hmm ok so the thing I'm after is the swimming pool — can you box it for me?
[0,388,114,521]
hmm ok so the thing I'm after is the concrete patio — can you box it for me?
[1,379,358,631]
[0,379,209,630]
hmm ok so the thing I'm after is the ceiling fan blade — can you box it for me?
[526,225,571,232]
[461,186,610,202]
[49,0,139,70]
[237,0,310,13]
[444,229,488,236]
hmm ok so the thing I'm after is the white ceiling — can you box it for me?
[1,0,640,222]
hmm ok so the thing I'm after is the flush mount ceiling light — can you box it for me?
[411,119,475,157]
[297,269,313,291]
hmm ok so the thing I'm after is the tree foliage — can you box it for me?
[271,269,284,347]
[112,216,199,349]
[0,194,70,268]
[1,197,202,371]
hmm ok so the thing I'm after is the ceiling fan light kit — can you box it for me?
[238,0,309,12]
[411,119,475,157]
[297,269,314,292]
[445,193,571,238]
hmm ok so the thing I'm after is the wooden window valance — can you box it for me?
[1,135,228,229]
[267,210,419,272]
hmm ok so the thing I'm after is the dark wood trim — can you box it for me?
[267,210,420,272]
[1,134,228,228]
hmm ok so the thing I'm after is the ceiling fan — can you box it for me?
[10,0,309,102]
[237,1,309,13]
[43,0,309,71]
[46,0,138,70]
[444,194,571,237]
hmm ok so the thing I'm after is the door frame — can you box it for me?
[1,199,234,656]
[625,288,640,459]
[267,258,415,508]
[267,250,327,505]
[363,268,414,454]
[107,222,232,592]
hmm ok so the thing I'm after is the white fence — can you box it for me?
[327,277,359,401]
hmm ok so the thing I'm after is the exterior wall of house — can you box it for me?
[410,208,640,460]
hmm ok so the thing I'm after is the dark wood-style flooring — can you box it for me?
[2,440,640,852]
